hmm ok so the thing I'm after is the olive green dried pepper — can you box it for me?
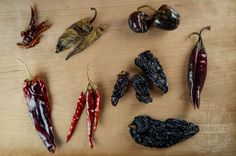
[66,25,105,60]
[55,8,97,53]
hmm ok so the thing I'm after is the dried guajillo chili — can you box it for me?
[17,6,50,49]
[66,92,86,142]
[188,26,211,109]
[17,60,56,153]
[66,68,101,148]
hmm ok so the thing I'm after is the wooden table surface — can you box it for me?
[0,0,236,155]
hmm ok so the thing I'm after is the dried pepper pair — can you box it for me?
[111,50,168,105]
[17,60,56,153]
[17,6,50,49]
[128,4,180,33]
[56,8,105,60]
[66,70,100,149]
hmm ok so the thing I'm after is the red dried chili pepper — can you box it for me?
[188,26,211,109]
[17,6,50,49]
[66,92,86,142]
[93,89,101,131]
[17,60,56,153]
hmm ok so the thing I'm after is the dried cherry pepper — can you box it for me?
[66,92,86,142]
[18,60,56,153]
[188,26,210,109]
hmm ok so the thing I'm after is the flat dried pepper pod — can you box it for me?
[65,25,105,60]
[135,50,168,93]
[55,8,97,53]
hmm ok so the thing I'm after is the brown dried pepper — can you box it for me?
[66,92,86,142]
[188,26,210,109]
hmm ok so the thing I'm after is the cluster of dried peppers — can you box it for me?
[17,6,50,49]
[128,4,180,33]
[111,50,168,105]
[66,69,100,149]
[17,60,56,153]
[55,8,105,60]
[188,26,210,109]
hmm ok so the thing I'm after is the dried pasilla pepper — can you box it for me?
[17,6,50,49]
[135,50,168,93]
[128,5,154,33]
[56,8,105,60]
[129,115,199,148]
[131,74,152,104]
[17,60,56,153]
[111,71,130,106]
[66,69,100,149]
[188,26,211,109]
[153,4,180,30]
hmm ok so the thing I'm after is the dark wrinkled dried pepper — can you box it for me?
[56,8,105,60]
[129,115,199,148]
[17,6,50,49]
[17,60,56,153]
[135,50,168,93]
[188,26,210,109]
[131,74,152,103]
[111,71,130,106]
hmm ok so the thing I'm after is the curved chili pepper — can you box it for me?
[188,26,211,109]
[93,89,101,131]
[66,92,86,142]
[86,88,96,149]
[18,60,56,153]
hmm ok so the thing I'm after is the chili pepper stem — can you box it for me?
[89,8,97,24]
[137,5,157,14]
[16,59,33,80]
[189,26,211,40]
[86,64,97,91]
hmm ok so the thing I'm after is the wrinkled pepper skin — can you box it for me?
[188,26,210,109]
[23,76,56,153]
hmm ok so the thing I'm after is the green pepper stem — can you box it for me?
[137,5,157,14]
[16,59,33,80]
[86,64,97,91]
[90,8,97,24]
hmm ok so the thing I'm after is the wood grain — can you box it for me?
[0,0,236,155]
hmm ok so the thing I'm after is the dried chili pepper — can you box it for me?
[17,6,50,49]
[65,25,105,60]
[131,74,152,104]
[111,71,130,106]
[188,26,211,109]
[66,92,86,142]
[93,89,101,131]
[129,115,199,148]
[17,60,56,153]
[55,8,97,53]
[135,50,168,93]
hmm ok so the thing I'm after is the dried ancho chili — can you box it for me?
[129,115,199,148]
[17,6,50,49]
[135,50,168,93]
[188,26,210,109]
[17,60,56,153]
[66,67,100,149]
[111,71,130,106]
[56,8,105,60]
[131,74,152,104]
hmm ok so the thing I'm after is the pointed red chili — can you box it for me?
[188,26,210,109]
[93,89,101,131]
[66,92,86,142]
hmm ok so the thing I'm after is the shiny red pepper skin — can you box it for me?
[23,76,56,153]
[86,89,96,149]
[93,90,101,131]
[188,26,210,109]
[66,92,86,142]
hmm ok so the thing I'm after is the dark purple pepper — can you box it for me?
[188,26,211,109]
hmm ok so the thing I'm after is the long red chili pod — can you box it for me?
[86,88,96,149]
[18,60,56,153]
[188,26,210,109]
[93,89,101,131]
[66,92,86,142]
